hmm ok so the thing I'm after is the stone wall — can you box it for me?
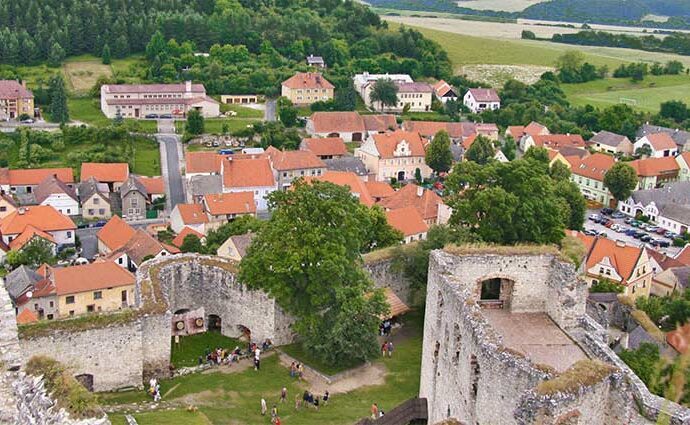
[0,277,21,370]
[363,257,414,305]
[19,321,145,392]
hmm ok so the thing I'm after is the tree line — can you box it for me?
[551,31,690,57]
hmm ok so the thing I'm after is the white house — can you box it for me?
[170,203,209,235]
[34,175,79,216]
[433,80,458,104]
[352,73,413,101]
[463,88,500,114]
[634,133,678,158]
[618,181,690,234]
[306,112,366,143]
[221,157,276,211]
[0,205,76,248]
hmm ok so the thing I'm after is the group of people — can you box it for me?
[260,398,282,424]
[148,378,161,402]
[381,340,394,358]
[297,390,329,410]
[288,362,304,380]
[379,319,393,336]
[199,346,242,366]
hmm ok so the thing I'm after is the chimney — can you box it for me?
[18,207,25,215]
[20,80,26,89]
[416,185,423,197]
[185,81,192,93]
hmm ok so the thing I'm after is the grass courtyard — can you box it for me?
[102,310,424,425]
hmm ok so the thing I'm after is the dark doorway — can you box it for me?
[237,325,251,341]
[208,314,222,332]
[74,374,94,392]
[480,278,501,300]
[352,132,362,142]
[397,171,405,181]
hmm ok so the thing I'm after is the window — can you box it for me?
[47,314,53,320]
[93,291,102,300]
[0,206,6,212]
[67,231,72,238]
[94,198,99,205]
[99,209,105,215]
[87,305,95,313]
[69,310,75,316]
[49,301,53,308]
[118,257,123,265]
[66,296,75,304]
[88,209,94,215]
[34,303,39,310]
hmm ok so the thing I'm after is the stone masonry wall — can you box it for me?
[0,277,21,370]
[19,321,144,392]
[140,312,172,382]
[364,258,414,305]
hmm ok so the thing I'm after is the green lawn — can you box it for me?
[562,74,690,112]
[171,332,241,369]
[219,103,265,119]
[132,138,161,176]
[104,311,424,425]
[67,97,111,126]
[280,343,367,376]
[175,118,259,135]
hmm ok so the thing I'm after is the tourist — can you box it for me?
[254,357,260,371]
[323,391,329,405]
[381,341,388,357]
[379,409,385,417]
[371,403,379,419]
[261,398,267,416]
[274,416,281,425]
[289,362,296,378]
[295,394,301,410]
[271,404,278,420]
[153,384,161,402]
[297,363,304,381]
[313,395,320,410]
[387,341,394,358]
[280,387,287,403]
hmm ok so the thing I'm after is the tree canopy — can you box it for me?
[604,162,638,202]
[425,130,453,173]
[369,78,399,112]
[464,135,495,165]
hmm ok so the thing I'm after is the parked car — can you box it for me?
[145,114,159,119]
[665,231,678,239]
[640,235,653,243]
[601,207,614,216]
[631,221,640,227]
[611,211,626,219]
[656,228,667,235]
[658,240,671,248]
[583,229,598,236]
[624,217,634,224]
[610,224,621,232]
[19,118,34,124]
[647,226,658,233]
[604,220,614,228]
[589,214,601,221]
[633,231,646,239]
[625,229,637,236]
[160,114,173,119]
[94,220,107,228]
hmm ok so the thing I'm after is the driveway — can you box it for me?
[156,119,185,211]
[265,99,277,122]
[583,208,681,257]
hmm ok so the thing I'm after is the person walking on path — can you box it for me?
[271,405,278,420]
[323,391,329,405]
[295,394,301,410]
[381,341,388,357]
[261,398,267,416]
[371,403,379,419]
[387,341,394,358]
[280,387,287,403]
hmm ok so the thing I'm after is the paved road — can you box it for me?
[265,99,277,122]
[157,119,186,210]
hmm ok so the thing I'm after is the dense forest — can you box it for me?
[551,31,690,57]
[0,0,452,96]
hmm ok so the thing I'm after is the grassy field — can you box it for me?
[170,332,241,369]
[63,56,113,94]
[455,0,544,11]
[562,74,690,112]
[103,311,424,425]
[219,103,265,119]
[280,343,366,376]
[132,138,161,176]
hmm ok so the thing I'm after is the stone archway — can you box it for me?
[237,325,251,342]
[476,276,515,310]
[174,308,190,315]
[208,314,222,332]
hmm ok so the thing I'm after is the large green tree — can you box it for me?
[369,79,398,112]
[239,181,389,365]
[48,75,69,124]
[464,135,495,165]
[6,239,56,269]
[185,109,205,135]
[425,130,453,173]
[603,162,638,203]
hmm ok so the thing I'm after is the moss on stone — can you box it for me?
[18,309,138,339]
[536,359,616,396]
[443,243,567,261]
[362,243,419,264]
[630,309,666,343]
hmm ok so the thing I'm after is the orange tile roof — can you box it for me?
[676,245,690,267]
[386,206,428,237]
[383,287,410,318]
[401,121,465,139]
[379,184,444,222]
[97,215,136,252]
[362,115,397,132]
[569,153,615,182]
[204,192,256,216]
[137,176,165,194]
[304,171,374,206]
[282,72,334,90]
[628,157,680,177]
[222,157,275,189]
[172,226,206,248]
[507,125,525,140]
[462,134,478,150]
[265,147,325,171]
[52,262,135,295]
[373,131,426,159]
[176,203,209,225]
[0,206,76,235]
[679,151,690,166]
[525,121,548,136]
[9,225,56,251]
[7,168,74,186]
[310,112,365,133]
[365,181,395,199]
[579,233,644,285]
[667,323,690,354]
[301,138,347,157]
[185,152,227,174]
[16,308,38,324]
[531,134,585,150]
[432,80,454,97]
[80,163,129,183]
[642,133,677,151]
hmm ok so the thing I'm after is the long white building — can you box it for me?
[100,81,220,119]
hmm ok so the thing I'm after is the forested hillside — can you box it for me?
[521,0,690,25]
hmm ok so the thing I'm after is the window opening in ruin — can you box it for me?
[74,374,94,392]
[480,278,501,300]
[237,324,251,341]
[452,323,461,366]
[433,341,440,360]
[208,314,222,332]
[436,291,444,326]
[470,355,479,399]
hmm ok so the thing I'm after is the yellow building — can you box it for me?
[49,262,136,317]
[281,72,334,106]
[0,80,34,119]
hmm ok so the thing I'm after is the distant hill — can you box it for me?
[521,0,690,22]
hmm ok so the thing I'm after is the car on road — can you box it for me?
[583,229,598,236]
[624,217,634,224]
[601,208,614,216]
[160,114,173,119]
[589,214,601,221]
[145,114,159,119]
[611,211,626,219]
[640,235,653,243]
[19,118,34,124]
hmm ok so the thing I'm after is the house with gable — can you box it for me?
[637,123,690,152]
[463,88,500,113]
[0,168,74,195]
[34,174,79,216]
[80,162,129,192]
[78,177,111,220]
[618,181,690,235]
[170,203,209,234]
[119,175,148,221]
[569,153,616,207]
[281,72,334,106]
[221,157,276,211]
[355,130,431,182]
[386,206,428,244]
[265,146,326,189]
[0,205,76,248]
[433,80,458,103]
[306,111,366,142]
[203,192,257,228]
[628,157,680,189]
[300,137,347,160]
[634,132,679,158]
[379,183,446,225]
[588,131,634,156]
[505,121,550,142]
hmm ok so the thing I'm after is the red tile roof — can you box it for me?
[433,80,455,97]
[642,133,677,151]
[137,176,165,194]
[105,83,205,94]
[172,227,206,248]
[386,206,428,237]
[531,134,586,150]
[265,147,325,171]
[362,115,398,133]
[204,192,256,216]
[97,216,136,252]
[16,308,38,324]
[51,262,135,295]
[379,184,444,222]
[676,245,690,267]
[4,168,74,186]
[576,232,644,285]
[9,225,56,251]
[222,157,275,189]
[186,152,226,174]
[34,175,77,204]
[0,80,33,99]
[365,181,395,200]
[569,153,615,182]
[402,121,464,139]
[301,137,347,157]
[667,323,690,354]
[310,112,365,134]
[467,88,500,102]
[0,206,76,236]
[80,163,129,183]
[176,203,209,225]
[628,157,680,177]
[372,131,426,159]
[304,171,374,206]
[282,72,334,90]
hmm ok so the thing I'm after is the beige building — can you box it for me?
[362,81,433,112]
[100,81,220,119]
[569,153,616,207]
[265,146,326,189]
[0,193,17,219]
[281,72,334,106]
[0,80,34,119]
[355,130,432,182]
